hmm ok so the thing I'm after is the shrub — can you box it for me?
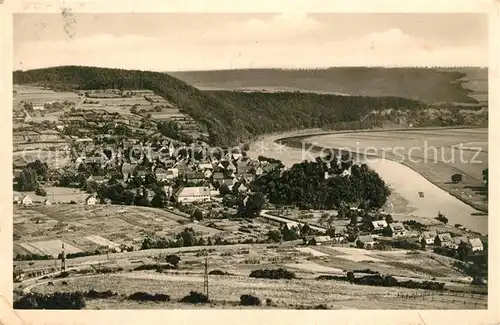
[353,269,379,274]
[128,292,170,302]
[317,275,348,281]
[56,271,69,278]
[14,292,85,309]
[179,291,208,304]
[208,270,230,276]
[84,289,117,299]
[240,294,261,306]
[314,304,329,309]
[134,264,175,271]
[266,298,274,306]
[249,268,296,280]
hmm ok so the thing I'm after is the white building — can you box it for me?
[469,238,484,252]
[174,186,211,203]
[21,194,33,206]
[85,195,97,205]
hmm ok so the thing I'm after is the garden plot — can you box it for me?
[285,262,344,274]
[295,247,329,257]
[85,235,120,248]
[21,239,83,257]
[325,247,383,263]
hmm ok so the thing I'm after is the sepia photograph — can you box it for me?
[9,10,490,311]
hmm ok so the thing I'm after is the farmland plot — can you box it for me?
[85,235,120,248]
[20,239,82,257]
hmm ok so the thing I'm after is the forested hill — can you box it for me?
[14,66,429,146]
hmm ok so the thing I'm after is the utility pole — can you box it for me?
[203,257,209,301]
[61,243,66,272]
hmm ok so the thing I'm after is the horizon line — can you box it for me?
[13,64,488,73]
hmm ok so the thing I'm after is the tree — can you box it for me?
[26,160,48,181]
[237,192,266,218]
[151,190,167,208]
[300,223,312,238]
[18,169,38,191]
[166,254,181,268]
[219,184,231,196]
[346,271,355,283]
[177,228,196,247]
[435,212,448,224]
[266,229,282,243]
[192,209,204,221]
[385,214,394,223]
[35,187,47,197]
[451,173,463,184]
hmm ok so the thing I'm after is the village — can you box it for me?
[12,86,488,309]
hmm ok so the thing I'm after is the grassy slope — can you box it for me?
[13,66,431,146]
[169,67,487,104]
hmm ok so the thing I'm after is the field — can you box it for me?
[14,85,80,105]
[169,67,487,104]
[20,241,486,309]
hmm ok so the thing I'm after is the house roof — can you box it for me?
[469,238,483,247]
[372,220,388,228]
[85,195,96,201]
[436,233,453,242]
[312,236,331,243]
[453,236,469,245]
[175,186,211,197]
[421,231,436,239]
[186,172,205,179]
[198,163,213,170]
[22,194,32,200]
[389,222,406,232]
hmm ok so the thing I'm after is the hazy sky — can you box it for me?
[14,13,488,71]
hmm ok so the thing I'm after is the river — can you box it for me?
[248,132,488,235]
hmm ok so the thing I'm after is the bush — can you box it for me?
[313,304,329,309]
[84,289,117,299]
[249,268,296,280]
[266,298,274,306]
[179,291,208,304]
[56,271,69,278]
[353,269,379,275]
[36,187,47,196]
[208,270,230,276]
[14,292,86,309]
[317,275,348,281]
[134,264,175,271]
[240,294,261,306]
[128,292,170,302]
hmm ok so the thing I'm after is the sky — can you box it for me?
[13,13,488,71]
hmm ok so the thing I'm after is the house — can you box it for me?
[453,236,470,247]
[331,233,345,244]
[121,163,137,181]
[203,169,213,179]
[155,168,169,182]
[356,235,376,249]
[434,233,456,249]
[185,172,205,183]
[232,153,243,161]
[468,238,484,252]
[220,178,235,190]
[87,175,107,184]
[44,199,52,205]
[387,222,407,237]
[252,166,264,176]
[198,163,213,171]
[236,183,249,194]
[85,195,97,205]
[21,194,33,206]
[308,236,332,246]
[371,220,388,231]
[419,231,437,245]
[173,186,211,203]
